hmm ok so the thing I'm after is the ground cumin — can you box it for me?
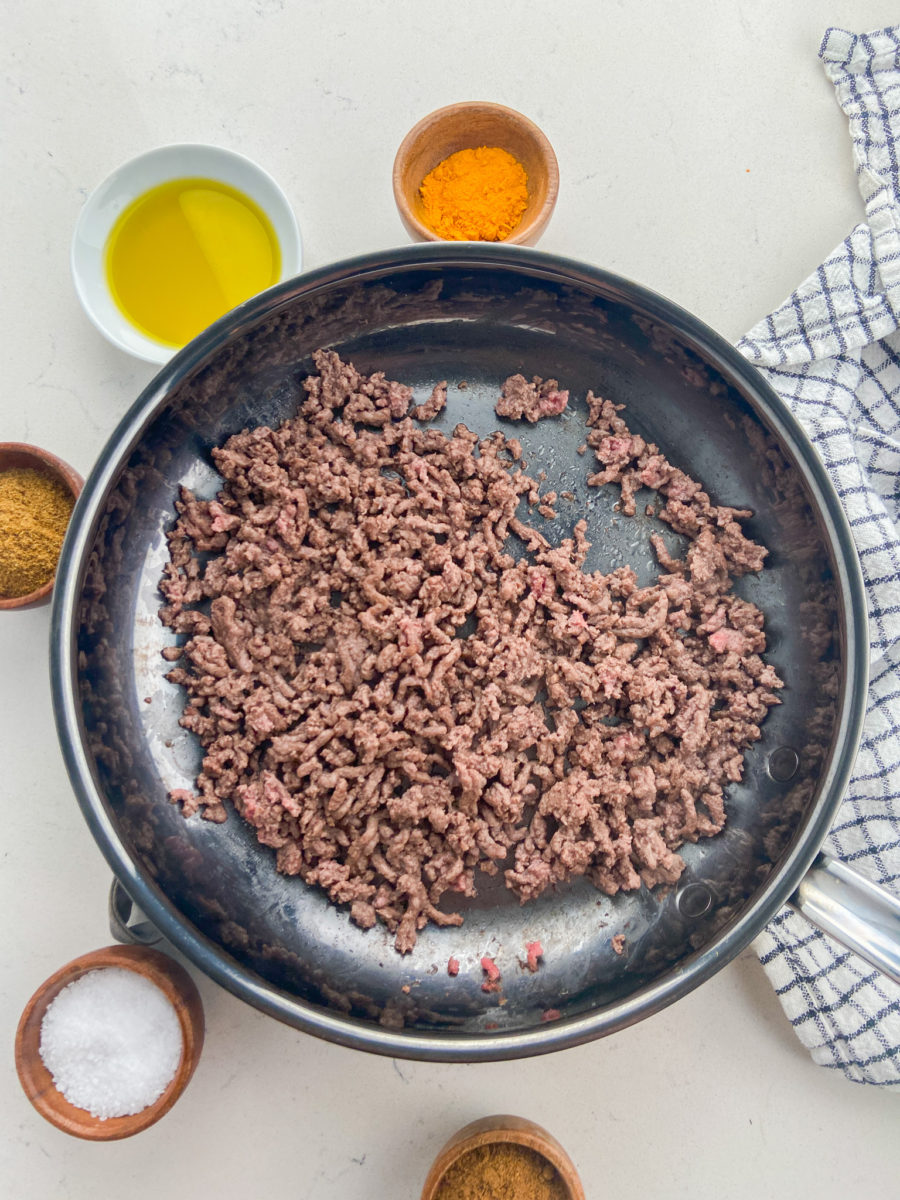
[0,467,74,597]
[419,146,528,241]
[433,1143,569,1200]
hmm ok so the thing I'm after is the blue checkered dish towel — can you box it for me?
[738,26,900,1086]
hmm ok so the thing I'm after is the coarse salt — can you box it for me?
[39,967,183,1120]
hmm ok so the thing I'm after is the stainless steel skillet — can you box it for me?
[51,244,900,1061]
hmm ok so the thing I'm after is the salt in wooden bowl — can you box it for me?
[15,944,205,1140]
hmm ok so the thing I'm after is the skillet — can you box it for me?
[51,244,896,1060]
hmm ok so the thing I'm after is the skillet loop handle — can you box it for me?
[108,877,162,946]
[791,854,900,984]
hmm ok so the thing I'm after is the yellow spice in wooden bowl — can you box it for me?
[419,145,529,241]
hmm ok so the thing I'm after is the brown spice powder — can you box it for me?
[433,1142,569,1200]
[0,467,74,597]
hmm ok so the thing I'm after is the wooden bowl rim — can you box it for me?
[15,944,204,1141]
[0,442,83,610]
[420,1114,585,1200]
[392,101,559,245]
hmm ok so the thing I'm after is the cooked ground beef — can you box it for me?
[411,381,448,422]
[525,941,544,972]
[159,351,782,953]
[495,374,569,423]
[481,956,502,993]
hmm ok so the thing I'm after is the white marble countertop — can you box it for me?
[3,3,898,1196]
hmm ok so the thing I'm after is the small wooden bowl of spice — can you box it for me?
[393,102,559,245]
[420,1114,585,1200]
[0,443,82,610]
[15,944,205,1140]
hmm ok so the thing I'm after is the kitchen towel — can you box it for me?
[739,25,900,1086]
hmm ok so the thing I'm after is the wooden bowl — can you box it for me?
[15,944,205,1140]
[420,1114,585,1199]
[0,442,83,610]
[393,102,559,245]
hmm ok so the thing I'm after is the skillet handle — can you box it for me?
[108,877,162,946]
[790,854,900,984]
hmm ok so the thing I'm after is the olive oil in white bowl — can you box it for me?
[72,144,301,364]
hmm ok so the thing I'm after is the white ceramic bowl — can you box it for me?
[71,144,302,364]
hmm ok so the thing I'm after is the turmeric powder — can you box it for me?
[419,146,528,241]
[0,467,74,597]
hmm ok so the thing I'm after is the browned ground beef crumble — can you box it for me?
[159,350,783,953]
[495,374,569,423]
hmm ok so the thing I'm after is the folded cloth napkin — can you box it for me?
[738,25,900,1086]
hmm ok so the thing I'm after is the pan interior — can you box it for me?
[70,258,842,1042]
